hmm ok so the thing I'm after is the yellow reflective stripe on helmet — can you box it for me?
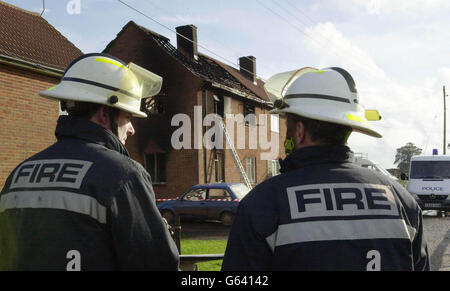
[95,58,126,70]
[46,86,56,91]
[346,114,368,123]
[312,70,325,74]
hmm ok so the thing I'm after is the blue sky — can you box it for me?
[5,0,450,169]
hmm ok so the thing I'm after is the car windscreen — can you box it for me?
[230,184,251,199]
[410,161,450,179]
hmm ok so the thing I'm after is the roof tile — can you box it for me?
[0,1,82,71]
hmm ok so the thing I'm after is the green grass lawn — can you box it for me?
[180,239,227,271]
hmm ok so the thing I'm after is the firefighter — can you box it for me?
[222,67,429,271]
[0,53,179,270]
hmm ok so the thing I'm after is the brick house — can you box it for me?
[104,21,286,198]
[0,1,82,187]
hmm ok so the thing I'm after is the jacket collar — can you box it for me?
[55,115,130,157]
[279,144,352,173]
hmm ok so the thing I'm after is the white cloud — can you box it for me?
[303,22,386,81]
[334,0,450,15]
[302,21,449,169]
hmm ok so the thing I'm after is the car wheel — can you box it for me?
[220,212,234,226]
[161,210,175,225]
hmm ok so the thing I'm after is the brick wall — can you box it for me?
[222,96,286,186]
[0,64,60,188]
[195,89,287,188]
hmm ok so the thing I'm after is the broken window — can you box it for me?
[243,103,256,126]
[213,95,224,118]
[145,153,167,184]
[142,95,165,115]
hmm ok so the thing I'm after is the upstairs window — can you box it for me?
[271,114,280,133]
[142,95,165,115]
[243,103,256,126]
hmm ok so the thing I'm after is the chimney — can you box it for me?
[176,25,198,60]
[239,56,256,84]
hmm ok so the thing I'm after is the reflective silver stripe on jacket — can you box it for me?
[0,190,107,224]
[265,219,417,253]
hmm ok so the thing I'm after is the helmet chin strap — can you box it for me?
[107,108,119,137]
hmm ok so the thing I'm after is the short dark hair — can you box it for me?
[287,113,352,145]
[62,101,102,119]
[62,101,122,136]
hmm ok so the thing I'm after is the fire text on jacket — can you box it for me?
[286,183,400,219]
[10,159,93,190]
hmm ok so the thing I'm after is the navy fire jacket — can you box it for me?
[0,115,179,270]
[222,145,429,271]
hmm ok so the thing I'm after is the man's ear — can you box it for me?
[90,105,111,130]
[295,121,307,148]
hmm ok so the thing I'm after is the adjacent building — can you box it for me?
[0,1,82,187]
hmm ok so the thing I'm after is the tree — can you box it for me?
[394,142,422,174]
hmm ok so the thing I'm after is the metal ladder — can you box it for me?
[219,120,253,189]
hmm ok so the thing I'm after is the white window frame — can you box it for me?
[267,159,280,177]
[245,157,256,184]
[271,114,280,133]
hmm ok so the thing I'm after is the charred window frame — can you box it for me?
[145,153,167,184]
[215,150,225,183]
[213,95,224,118]
[142,94,165,115]
[243,103,256,127]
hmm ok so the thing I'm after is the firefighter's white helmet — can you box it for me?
[39,53,163,118]
[264,67,382,138]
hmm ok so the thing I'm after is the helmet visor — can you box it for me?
[121,62,163,100]
[264,67,319,103]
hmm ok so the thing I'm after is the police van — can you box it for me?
[405,155,450,212]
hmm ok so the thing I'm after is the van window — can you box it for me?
[410,161,450,179]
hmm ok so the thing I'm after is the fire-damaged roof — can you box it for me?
[0,1,82,71]
[105,21,271,104]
